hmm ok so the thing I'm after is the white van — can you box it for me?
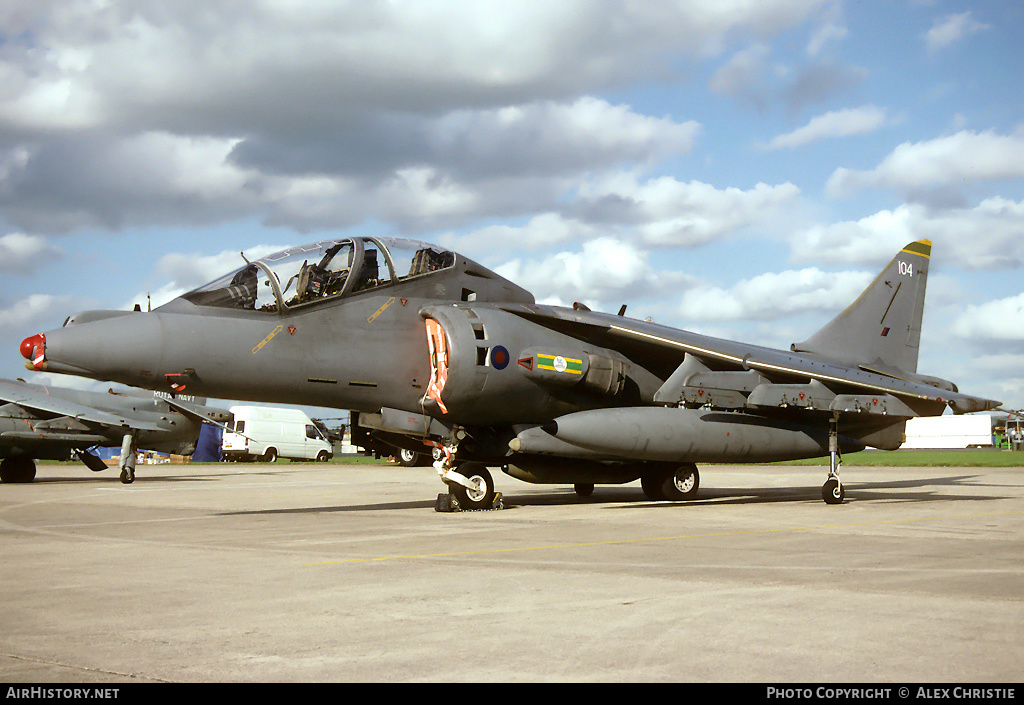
[222,406,333,462]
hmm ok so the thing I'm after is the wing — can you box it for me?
[497,303,1000,417]
[161,396,233,426]
[0,378,167,437]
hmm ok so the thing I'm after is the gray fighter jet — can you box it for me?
[19,237,999,505]
[0,377,231,483]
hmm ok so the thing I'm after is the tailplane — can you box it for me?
[792,240,931,374]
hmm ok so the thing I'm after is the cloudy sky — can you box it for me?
[2,0,1022,416]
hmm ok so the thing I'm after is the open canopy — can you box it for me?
[182,237,455,313]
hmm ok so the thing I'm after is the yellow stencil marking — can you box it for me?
[252,325,284,355]
[368,297,396,323]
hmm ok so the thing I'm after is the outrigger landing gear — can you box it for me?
[118,431,137,484]
[822,416,844,504]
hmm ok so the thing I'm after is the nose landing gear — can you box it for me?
[431,437,502,512]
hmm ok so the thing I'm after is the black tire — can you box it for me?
[0,457,36,483]
[641,473,666,500]
[662,464,699,501]
[574,483,595,497]
[397,448,423,466]
[822,477,844,504]
[450,463,496,510]
[316,450,331,463]
[262,447,278,463]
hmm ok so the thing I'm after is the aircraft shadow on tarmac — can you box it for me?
[19,468,1008,511]
[212,472,1009,516]
[511,474,1005,509]
[26,467,294,485]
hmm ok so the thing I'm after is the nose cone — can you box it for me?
[22,310,167,385]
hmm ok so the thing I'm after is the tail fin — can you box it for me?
[791,240,931,374]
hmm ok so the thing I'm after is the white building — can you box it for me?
[902,414,992,449]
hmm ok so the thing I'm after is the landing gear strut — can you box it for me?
[822,416,844,504]
[118,431,137,484]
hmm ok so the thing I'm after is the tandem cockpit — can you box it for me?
[182,237,457,313]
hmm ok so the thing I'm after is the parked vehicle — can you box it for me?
[222,406,332,462]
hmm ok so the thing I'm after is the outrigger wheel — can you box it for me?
[0,456,36,483]
[822,476,844,504]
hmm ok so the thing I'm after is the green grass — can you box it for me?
[765,449,1024,467]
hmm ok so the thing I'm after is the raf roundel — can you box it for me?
[490,345,510,370]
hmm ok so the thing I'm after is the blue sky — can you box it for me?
[1,0,1022,416]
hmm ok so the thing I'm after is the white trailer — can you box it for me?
[222,406,333,462]
[902,414,992,449]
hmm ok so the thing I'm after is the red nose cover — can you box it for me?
[20,334,45,369]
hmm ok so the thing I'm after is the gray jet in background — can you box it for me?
[1,377,231,483]
[19,237,1000,507]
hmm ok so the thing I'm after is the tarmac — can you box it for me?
[1,460,1022,683]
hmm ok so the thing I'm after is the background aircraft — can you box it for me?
[0,377,232,483]
[19,236,999,506]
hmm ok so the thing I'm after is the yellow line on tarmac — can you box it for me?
[307,509,1023,566]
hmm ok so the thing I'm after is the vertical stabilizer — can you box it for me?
[792,240,931,373]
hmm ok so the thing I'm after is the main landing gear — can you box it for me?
[822,416,845,505]
[641,463,700,501]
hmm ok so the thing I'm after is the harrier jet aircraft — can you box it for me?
[0,377,231,483]
[19,237,999,506]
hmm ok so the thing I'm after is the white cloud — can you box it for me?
[924,12,991,53]
[575,174,801,247]
[951,293,1024,342]
[679,267,874,321]
[440,212,601,256]
[765,105,887,150]
[425,98,702,178]
[438,174,803,276]
[0,293,82,330]
[826,129,1024,197]
[1,97,702,234]
[791,198,1024,270]
[138,244,288,309]
[1,1,831,139]
[492,237,685,308]
[806,9,848,57]
[0,233,62,273]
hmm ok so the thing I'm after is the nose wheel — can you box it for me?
[446,462,497,511]
[432,437,501,511]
